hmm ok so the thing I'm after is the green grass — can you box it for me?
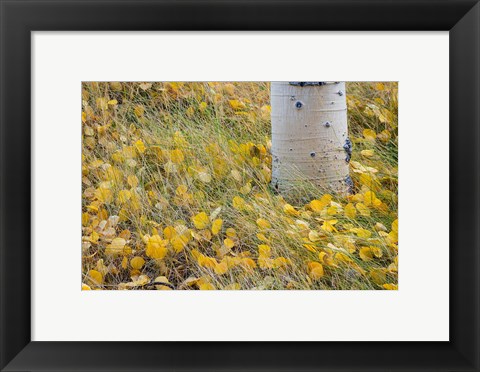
[81,81,398,290]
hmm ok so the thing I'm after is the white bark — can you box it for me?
[271,82,350,194]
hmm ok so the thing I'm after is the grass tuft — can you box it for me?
[81,81,398,290]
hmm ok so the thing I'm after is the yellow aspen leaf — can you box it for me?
[224,83,235,95]
[154,276,172,290]
[260,165,272,183]
[226,228,236,238]
[95,186,113,203]
[363,128,377,141]
[257,233,269,242]
[232,196,247,210]
[308,230,322,242]
[295,219,310,231]
[198,101,207,112]
[364,191,382,207]
[321,219,338,233]
[209,206,222,221]
[97,124,109,136]
[211,219,223,235]
[327,205,338,216]
[217,242,231,257]
[96,97,108,110]
[371,246,383,258]
[130,269,141,278]
[224,238,235,249]
[170,149,184,164]
[171,235,189,253]
[256,218,271,229]
[309,194,332,212]
[240,182,252,195]
[229,99,246,110]
[163,226,176,239]
[146,235,168,259]
[258,244,271,257]
[142,234,151,245]
[126,175,138,189]
[214,261,228,275]
[378,112,388,123]
[260,105,271,120]
[241,258,257,270]
[130,256,145,270]
[308,262,324,280]
[351,193,364,202]
[84,127,96,139]
[318,252,329,264]
[344,203,357,219]
[325,254,339,267]
[388,230,398,244]
[335,252,353,263]
[198,255,217,269]
[356,203,371,216]
[97,208,108,220]
[117,189,131,204]
[121,256,128,269]
[129,193,141,211]
[107,99,118,106]
[375,82,385,91]
[198,229,212,241]
[258,256,274,269]
[176,184,188,196]
[134,105,145,117]
[134,140,146,154]
[231,169,242,182]
[166,82,180,95]
[139,82,152,91]
[361,149,375,158]
[273,257,289,269]
[118,228,132,240]
[192,212,210,229]
[82,283,91,290]
[377,130,392,143]
[105,238,127,256]
[186,106,195,118]
[304,243,317,253]
[383,283,398,290]
[197,171,212,183]
[283,203,299,216]
[125,274,150,288]
[351,228,372,239]
[82,212,90,226]
[199,282,216,290]
[392,219,398,233]
[173,132,188,148]
[369,269,387,285]
[376,202,389,212]
[375,222,388,232]
[389,256,399,273]
[190,249,201,260]
[359,247,374,261]
[224,283,241,290]
[109,82,123,91]
[88,269,103,285]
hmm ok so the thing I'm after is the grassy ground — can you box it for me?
[81,82,398,290]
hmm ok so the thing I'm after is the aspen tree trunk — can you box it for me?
[271,82,351,194]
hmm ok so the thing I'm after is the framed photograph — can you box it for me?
[1,0,479,371]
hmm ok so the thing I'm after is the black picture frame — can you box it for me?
[1,0,479,371]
